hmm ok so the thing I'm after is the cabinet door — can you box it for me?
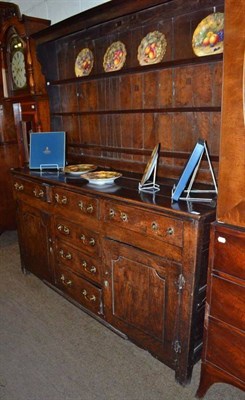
[16,201,53,283]
[103,239,182,366]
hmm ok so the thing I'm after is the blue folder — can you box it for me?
[172,139,205,201]
[29,131,66,170]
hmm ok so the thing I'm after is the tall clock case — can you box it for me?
[0,14,51,232]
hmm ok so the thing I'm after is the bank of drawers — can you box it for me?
[103,200,183,247]
[54,212,102,314]
[210,226,245,332]
[204,224,245,384]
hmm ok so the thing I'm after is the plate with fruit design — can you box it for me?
[192,12,224,57]
[82,171,122,185]
[137,31,167,66]
[75,48,94,77]
[64,164,97,175]
[103,41,127,72]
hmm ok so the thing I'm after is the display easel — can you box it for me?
[172,140,218,202]
[40,164,60,171]
[138,143,160,193]
[138,163,160,192]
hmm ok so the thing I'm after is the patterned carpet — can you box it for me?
[0,230,244,400]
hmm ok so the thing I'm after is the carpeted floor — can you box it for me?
[0,230,244,400]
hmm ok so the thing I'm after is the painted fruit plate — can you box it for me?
[103,41,127,72]
[64,164,97,175]
[82,171,122,185]
[137,31,167,66]
[75,48,94,77]
[192,12,224,57]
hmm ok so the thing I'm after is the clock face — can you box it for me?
[11,50,27,89]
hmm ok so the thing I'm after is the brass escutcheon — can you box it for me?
[151,221,158,231]
[109,208,115,218]
[120,212,128,222]
[166,227,174,235]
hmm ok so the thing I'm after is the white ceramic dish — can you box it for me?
[82,171,122,185]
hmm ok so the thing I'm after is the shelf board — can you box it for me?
[46,54,223,86]
[51,106,221,116]
[67,143,219,162]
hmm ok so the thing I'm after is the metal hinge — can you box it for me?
[173,340,182,353]
[176,274,185,291]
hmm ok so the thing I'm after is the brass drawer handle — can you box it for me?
[33,188,44,198]
[59,249,72,260]
[120,212,128,222]
[60,274,72,287]
[78,200,84,211]
[55,193,68,204]
[78,202,93,213]
[57,224,70,235]
[109,208,115,218]
[166,227,174,235]
[80,234,96,247]
[89,238,95,246]
[151,221,158,231]
[82,260,96,274]
[14,182,24,191]
[82,289,96,302]
[86,204,94,213]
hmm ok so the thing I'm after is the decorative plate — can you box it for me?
[75,48,94,77]
[82,171,122,185]
[103,41,127,72]
[137,31,167,66]
[192,13,224,57]
[64,164,97,175]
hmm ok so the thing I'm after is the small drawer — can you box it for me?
[213,229,245,279]
[55,217,101,257]
[21,102,36,113]
[53,188,98,219]
[210,274,245,331]
[55,265,102,315]
[55,239,101,284]
[103,201,183,247]
[13,178,48,202]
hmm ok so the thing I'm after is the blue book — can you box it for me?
[29,131,66,170]
[172,139,205,201]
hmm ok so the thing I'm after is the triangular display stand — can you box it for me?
[139,144,160,193]
[138,162,160,193]
[172,141,218,203]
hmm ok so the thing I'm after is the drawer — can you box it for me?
[103,201,183,247]
[12,178,49,202]
[206,318,245,382]
[55,265,103,315]
[53,187,99,219]
[210,274,245,331]
[21,102,36,113]
[55,239,101,284]
[55,217,101,257]
[213,229,245,279]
